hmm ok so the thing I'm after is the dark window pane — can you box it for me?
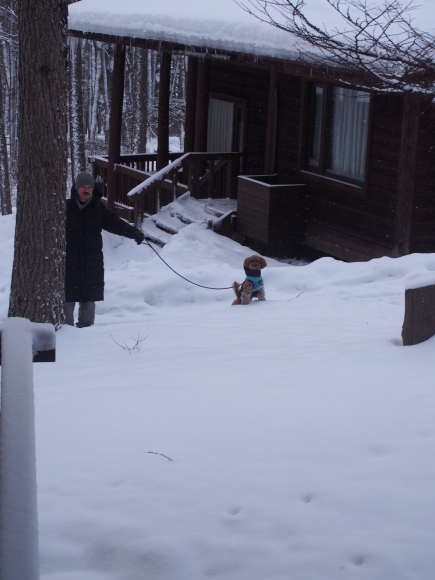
[309,86,325,167]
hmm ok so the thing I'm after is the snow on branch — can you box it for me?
[238,0,435,91]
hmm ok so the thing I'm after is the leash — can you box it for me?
[142,239,235,290]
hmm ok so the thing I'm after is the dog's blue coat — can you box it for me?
[236,267,265,300]
[245,275,264,292]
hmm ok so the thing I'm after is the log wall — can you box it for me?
[208,61,269,175]
[411,98,435,253]
[299,93,403,261]
[274,73,302,175]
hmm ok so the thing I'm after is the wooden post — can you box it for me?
[172,172,178,202]
[402,284,435,345]
[107,44,126,211]
[194,59,209,152]
[133,200,139,227]
[264,69,278,175]
[157,51,172,171]
[187,159,193,193]
[190,158,200,198]
[184,56,198,154]
[209,157,215,198]
[393,93,420,257]
[225,160,232,199]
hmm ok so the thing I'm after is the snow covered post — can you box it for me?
[0,317,55,580]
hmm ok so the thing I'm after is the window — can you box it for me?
[307,85,370,183]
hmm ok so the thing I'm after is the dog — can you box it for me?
[232,255,267,305]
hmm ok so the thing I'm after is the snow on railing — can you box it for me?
[0,317,56,580]
[127,152,190,198]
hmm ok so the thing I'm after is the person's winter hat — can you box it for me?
[75,172,94,191]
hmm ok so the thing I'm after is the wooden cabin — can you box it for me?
[68,1,435,262]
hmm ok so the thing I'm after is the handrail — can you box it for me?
[113,164,152,181]
[128,152,244,199]
[92,152,183,164]
[128,153,190,199]
[90,155,108,166]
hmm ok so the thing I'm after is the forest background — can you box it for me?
[0,0,187,213]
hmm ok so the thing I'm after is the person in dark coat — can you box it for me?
[65,172,145,327]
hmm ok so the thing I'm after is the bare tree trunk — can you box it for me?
[1,0,18,195]
[179,55,186,151]
[147,50,157,145]
[89,41,101,142]
[7,39,18,180]
[102,45,110,144]
[0,91,12,216]
[0,40,12,215]
[67,37,75,185]
[9,0,68,327]
[122,46,133,152]
[74,40,86,171]
[137,48,148,153]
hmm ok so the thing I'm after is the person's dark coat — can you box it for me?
[66,185,140,303]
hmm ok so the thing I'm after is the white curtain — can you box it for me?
[330,88,370,181]
[207,98,234,152]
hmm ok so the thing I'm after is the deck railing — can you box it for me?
[128,152,253,225]
[90,151,262,224]
[90,152,184,209]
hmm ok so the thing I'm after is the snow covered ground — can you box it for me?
[1,209,435,579]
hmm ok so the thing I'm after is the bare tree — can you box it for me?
[8,0,68,327]
[1,0,18,203]
[0,38,12,215]
[169,54,187,148]
[239,0,435,91]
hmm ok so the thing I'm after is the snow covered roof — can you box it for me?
[67,0,321,61]
[68,0,434,62]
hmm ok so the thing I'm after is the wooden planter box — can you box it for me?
[237,175,306,254]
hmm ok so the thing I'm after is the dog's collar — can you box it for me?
[244,267,261,277]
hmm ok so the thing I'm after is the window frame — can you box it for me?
[302,83,373,192]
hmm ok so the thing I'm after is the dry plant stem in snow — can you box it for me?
[110,333,147,354]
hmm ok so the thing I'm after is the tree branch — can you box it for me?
[238,0,435,91]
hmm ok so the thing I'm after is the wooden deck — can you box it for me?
[91,151,262,225]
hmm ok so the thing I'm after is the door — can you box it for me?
[207,96,245,153]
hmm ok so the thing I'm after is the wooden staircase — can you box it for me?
[140,192,237,247]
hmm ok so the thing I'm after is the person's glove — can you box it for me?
[134,229,145,245]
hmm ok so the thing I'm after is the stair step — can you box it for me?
[152,219,180,236]
[204,206,225,218]
[144,234,166,248]
[171,211,194,225]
